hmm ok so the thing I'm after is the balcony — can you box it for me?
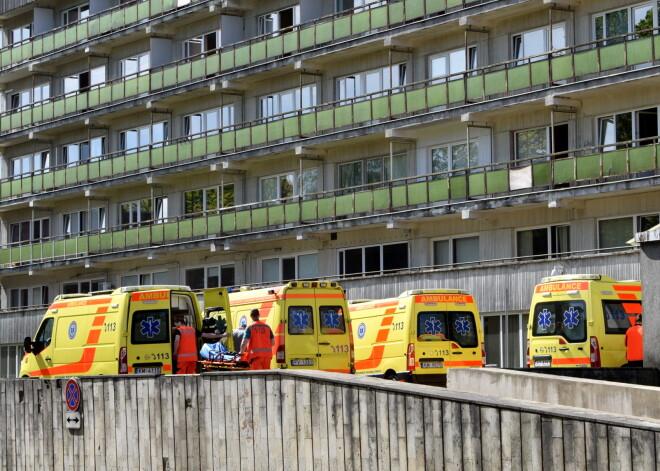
[1,136,658,268]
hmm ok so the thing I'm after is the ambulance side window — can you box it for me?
[288,305,314,334]
[131,310,170,344]
[447,312,478,348]
[171,294,196,328]
[33,317,54,354]
[319,306,346,334]
[603,300,641,334]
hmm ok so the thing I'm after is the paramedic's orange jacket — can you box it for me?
[244,321,274,359]
[625,324,643,362]
[176,326,199,363]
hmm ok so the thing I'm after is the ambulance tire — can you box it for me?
[384,371,399,382]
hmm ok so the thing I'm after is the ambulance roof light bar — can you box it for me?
[541,274,602,283]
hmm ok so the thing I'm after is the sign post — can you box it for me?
[64,378,82,430]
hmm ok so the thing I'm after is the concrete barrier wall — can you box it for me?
[2,370,660,471]
[447,368,660,420]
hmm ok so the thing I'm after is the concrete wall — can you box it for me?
[447,368,660,420]
[2,370,660,470]
[640,239,660,369]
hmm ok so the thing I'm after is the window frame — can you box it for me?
[598,213,659,249]
[428,46,477,82]
[338,153,407,189]
[119,196,168,228]
[183,184,235,215]
[257,6,300,36]
[259,85,317,121]
[597,106,659,151]
[432,235,480,266]
[183,105,235,136]
[515,224,570,260]
[337,242,410,276]
[511,23,566,62]
[62,3,90,26]
[593,2,659,43]
[430,140,479,174]
[261,252,319,283]
[120,53,150,78]
[337,63,407,103]
[119,121,169,153]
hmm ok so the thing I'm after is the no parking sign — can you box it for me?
[64,378,82,430]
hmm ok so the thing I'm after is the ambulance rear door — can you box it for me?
[127,289,173,374]
[315,290,351,373]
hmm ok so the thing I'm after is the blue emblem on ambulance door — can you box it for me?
[323,310,341,330]
[293,310,311,330]
[538,309,552,330]
[455,317,471,336]
[68,321,78,340]
[563,307,580,329]
[357,322,366,339]
[140,316,161,338]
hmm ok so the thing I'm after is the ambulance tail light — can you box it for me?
[481,343,486,368]
[348,324,355,364]
[276,344,286,364]
[119,347,128,374]
[558,337,566,344]
[525,339,530,367]
[590,336,601,368]
[407,343,416,371]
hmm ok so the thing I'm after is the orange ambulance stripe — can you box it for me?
[354,345,386,370]
[324,368,351,374]
[229,295,281,305]
[613,284,641,292]
[552,357,590,366]
[50,297,112,309]
[29,347,96,377]
[285,293,345,299]
[617,293,639,300]
[623,303,642,314]
[87,329,101,344]
[443,360,483,367]
[350,299,398,311]
[92,316,105,326]
[96,306,109,314]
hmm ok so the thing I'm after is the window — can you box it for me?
[598,108,658,150]
[120,197,168,228]
[338,242,408,276]
[603,300,642,334]
[261,173,294,200]
[183,31,220,58]
[63,208,107,236]
[11,151,51,178]
[595,3,659,43]
[337,64,407,103]
[433,236,479,266]
[61,137,106,166]
[8,83,50,111]
[63,280,105,294]
[262,253,318,282]
[10,288,28,308]
[259,85,317,120]
[0,345,22,378]
[517,225,570,259]
[431,141,478,173]
[183,106,235,136]
[531,300,586,342]
[184,185,235,215]
[62,4,90,25]
[288,305,314,334]
[186,265,235,289]
[131,309,170,344]
[429,46,477,82]
[338,154,407,188]
[515,124,569,161]
[512,24,566,62]
[301,168,319,195]
[120,53,150,78]
[319,305,347,334]
[416,311,479,347]
[336,0,386,13]
[10,286,48,308]
[31,317,55,355]
[599,214,659,249]
[64,66,105,96]
[10,25,31,45]
[10,218,50,245]
[121,271,168,287]
[258,6,300,36]
[120,122,169,153]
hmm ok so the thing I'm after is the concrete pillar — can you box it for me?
[638,238,660,368]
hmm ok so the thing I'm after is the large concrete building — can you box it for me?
[0,0,657,377]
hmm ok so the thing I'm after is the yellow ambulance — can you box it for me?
[20,285,208,377]
[527,274,642,368]
[349,289,485,385]
[227,281,353,373]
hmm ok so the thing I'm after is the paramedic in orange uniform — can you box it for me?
[240,309,274,370]
[173,317,227,374]
[625,314,643,367]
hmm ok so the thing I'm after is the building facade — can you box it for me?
[0,0,656,376]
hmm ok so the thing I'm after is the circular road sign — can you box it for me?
[65,378,81,412]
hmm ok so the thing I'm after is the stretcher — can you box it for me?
[198,341,249,371]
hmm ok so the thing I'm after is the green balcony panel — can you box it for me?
[0,181,10,199]
[551,55,573,82]
[126,154,139,172]
[151,225,165,244]
[100,86,112,105]
[235,211,251,231]
[163,68,178,88]
[179,220,192,239]
[88,235,100,253]
[352,11,370,35]
[532,162,551,186]
[220,50,235,71]
[112,10,123,29]
[447,0,463,7]
[0,249,8,265]
[100,14,112,33]
[283,31,299,54]
[88,162,100,180]
[125,77,138,96]
[206,55,220,75]
[236,128,251,149]
[33,40,43,57]
[373,188,390,210]
[192,137,208,158]
[485,170,509,194]
[178,141,191,162]
[447,80,465,103]
[392,186,407,207]
[32,243,43,261]
[42,35,54,54]
[179,63,192,83]
[353,101,373,124]
[138,226,150,244]
[283,116,300,138]
[251,124,267,146]
[600,43,625,71]
[64,237,78,256]
[301,200,318,221]
[1,51,10,68]
[10,180,21,197]
[54,169,66,188]
[125,5,138,25]
[64,96,77,114]
[335,106,353,129]
[208,215,221,234]
[484,71,506,96]
[10,113,21,130]
[316,21,333,44]
[221,131,236,153]
[300,27,315,50]
[113,231,126,249]
[54,240,66,258]
[0,117,8,133]
[150,147,164,167]
[192,218,208,237]
[300,114,317,136]
[656,36,660,60]
[221,212,236,232]
[42,102,54,121]
[405,0,426,18]
[100,233,112,251]
[76,23,87,41]
[138,1,149,18]
[372,96,390,119]
[318,198,335,219]
[508,65,530,91]
[64,166,79,185]
[268,205,285,226]
[285,203,300,223]
[261,121,281,142]
[603,150,628,176]
[88,89,100,108]
[466,76,483,101]
[113,155,127,174]
[387,2,403,24]
[207,135,220,155]
[111,83,125,102]
[42,172,55,191]
[32,106,43,123]
[574,49,599,76]
[150,71,164,91]
[266,37,283,58]
[317,109,334,132]
[20,245,32,263]
[65,27,76,45]
[235,46,250,68]
[467,173,485,197]
[336,194,354,216]
[391,94,407,116]
[252,208,268,228]
[449,176,467,199]
[628,37,652,65]
[138,150,150,169]
[100,159,113,178]
[354,191,373,213]
[553,158,575,184]
[408,182,428,205]
[630,145,656,172]
[54,31,66,50]
[335,17,351,38]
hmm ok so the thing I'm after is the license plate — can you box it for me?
[135,367,161,374]
[291,359,314,367]
[421,362,443,369]
[534,359,552,368]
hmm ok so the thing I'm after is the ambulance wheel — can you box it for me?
[384,371,399,381]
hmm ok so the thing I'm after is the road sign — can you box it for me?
[65,411,82,430]
[65,378,81,412]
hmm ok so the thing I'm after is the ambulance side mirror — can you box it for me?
[23,337,33,354]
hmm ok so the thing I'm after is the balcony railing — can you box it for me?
[0,138,657,268]
[1,30,658,201]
